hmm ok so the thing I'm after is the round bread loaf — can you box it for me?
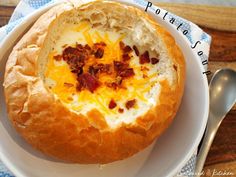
[3,1,185,163]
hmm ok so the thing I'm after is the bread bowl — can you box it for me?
[3,0,185,164]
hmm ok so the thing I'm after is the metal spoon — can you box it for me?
[195,68,236,176]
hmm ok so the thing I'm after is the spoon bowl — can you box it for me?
[210,69,236,120]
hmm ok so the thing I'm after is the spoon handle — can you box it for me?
[195,113,221,176]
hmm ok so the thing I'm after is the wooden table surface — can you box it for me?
[0,3,235,177]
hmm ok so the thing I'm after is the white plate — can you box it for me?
[0,2,209,177]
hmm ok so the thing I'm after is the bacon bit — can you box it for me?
[63,50,87,70]
[88,66,99,76]
[83,44,92,55]
[76,44,84,50]
[123,46,132,53]
[114,61,129,72]
[125,99,136,110]
[53,55,62,61]
[107,76,123,89]
[92,42,106,58]
[120,42,132,54]
[107,82,118,89]
[77,73,100,93]
[64,82,74,87]
[140,66,150,72]
[84,44,91,51]
[94,48,104,58]
[133,45,140,56]
[122,54,131,61]
[113,61,134,78]
[139,51,150,64]
[101,42,106,46]
[94,42,106,47]
[97,63,112,74]
[108,99,117,109]
[76,83,83,92]
[173,65,177,71]
[118,108,124,113]
[71,67,83,76]
[62,47,78,60]
[151,58,159,65]
[77,69,84,76]
[119,41,125,50]
[143,74,148,78]
[119,68,135,78]
[89,64,112,76]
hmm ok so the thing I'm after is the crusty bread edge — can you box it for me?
[3,1,185,163]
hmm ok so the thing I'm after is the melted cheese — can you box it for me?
[44,22,161,128]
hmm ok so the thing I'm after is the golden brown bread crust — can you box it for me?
[3,1,185,163]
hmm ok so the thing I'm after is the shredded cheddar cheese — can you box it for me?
[44,22,159,117]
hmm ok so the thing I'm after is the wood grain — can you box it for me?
[0,6,14,27]
[202,27,236,62]
[202,161,236,177]
[204,112,236,166]
[0,0,19,6]
[0,3,236,175]
[156,2,236,32]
